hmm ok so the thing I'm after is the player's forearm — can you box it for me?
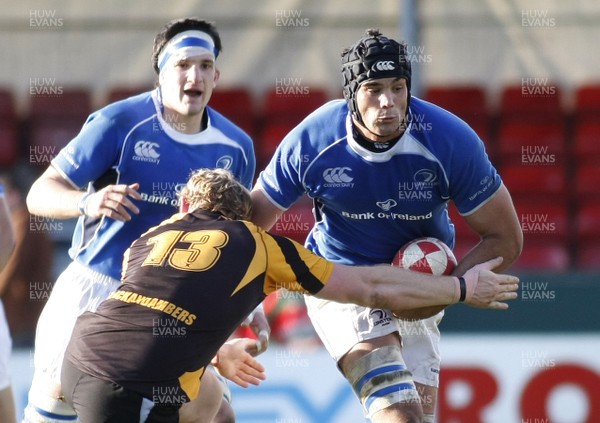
[364,266,459,310]
[27,170,85,219]
[454,233,522,275]
[321,265,459,311]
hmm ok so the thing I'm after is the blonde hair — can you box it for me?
[179,168,252,220]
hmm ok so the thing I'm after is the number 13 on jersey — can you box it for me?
[142,229,229,271]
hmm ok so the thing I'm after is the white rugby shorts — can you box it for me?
[304,296,443,387]
[30,261,120,391]
[0,300,12,390]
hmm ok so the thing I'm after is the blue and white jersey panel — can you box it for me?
[51,89,255,279]
[257,98,500,265]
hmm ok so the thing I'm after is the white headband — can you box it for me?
[157,30,218,73]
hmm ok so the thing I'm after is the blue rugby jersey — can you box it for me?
[257,98,501,265]
[52,89,255,280]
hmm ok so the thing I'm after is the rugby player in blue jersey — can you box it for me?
[251,29,523,422]
[24,18,265,423]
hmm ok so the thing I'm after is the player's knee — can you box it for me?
[371,401,423,423]
[345,345,421,419]
[210,369,235,423]
[22,402,77,423]
[212,400,236,423]
[23,382,77,423]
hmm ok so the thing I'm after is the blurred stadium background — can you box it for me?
[1,0,599,422]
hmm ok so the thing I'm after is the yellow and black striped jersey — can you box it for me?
[64,210,333,404]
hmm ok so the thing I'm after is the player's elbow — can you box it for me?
[485,224,523,270]
[26,182,45,216]
[505,226,524,265]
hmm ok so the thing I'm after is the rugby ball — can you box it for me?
[392,237,457,276]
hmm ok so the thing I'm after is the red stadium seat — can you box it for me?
[0,120,19,167]
[423,85,490,139]
[574,203,600,242]
[256,122,295,170]
[104,85,153,105]
[209,87,256,138]
[261,87,328,127]
[423,86,493,158]
[209,87,253,112]
[573,121,600,165]
[26,88,91,155]
[28,120,84,161]
[498,84,565,124]
[0,88,17,120]
[496,121,566,166]
[574,165,600,206]
[513,241,570,272]
[424,85,487,118]
[29,87,91,121]
[574,83,600,123]
[0,89,19,166]
[269,196,314,245]
[516,201,569,243]
[501,164,567,205]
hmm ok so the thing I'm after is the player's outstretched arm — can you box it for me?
[316,257,519,312]
[27,166,142,221]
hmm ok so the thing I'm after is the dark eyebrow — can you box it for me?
[176,57,214,64]
[362,78,404,88]
[362,81,384,88]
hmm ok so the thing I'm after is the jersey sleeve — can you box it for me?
[257,101,347,210]
[447,121,502,215]
[261,230,333,295]
[51,109,122,189]
[238,142,256,190]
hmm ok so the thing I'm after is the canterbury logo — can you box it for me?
[134,141,160,159]
[373,61,395,71]
[323,167,353,183]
